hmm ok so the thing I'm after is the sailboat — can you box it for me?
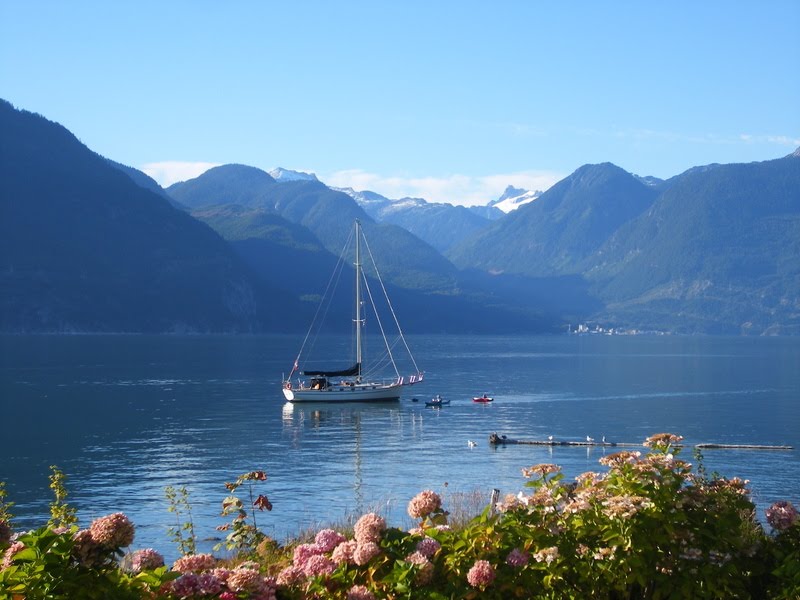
[282,219,424,402]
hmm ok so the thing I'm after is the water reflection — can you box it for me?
[2,333,799,562]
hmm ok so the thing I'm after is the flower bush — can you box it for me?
[1,437,798,599]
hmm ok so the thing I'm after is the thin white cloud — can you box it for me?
[140,161,220,187]
[323,169,563,207]
[739,134,800,146]
[607,128,800,148]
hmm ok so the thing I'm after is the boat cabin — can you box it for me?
[309,377,329,390]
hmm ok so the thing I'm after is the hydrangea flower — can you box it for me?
[315,528,346,552]
[130,548,165,572]
[2,541,25,569]
[71,529,106,567]
[506,547,530,567]
[302,554,337,577]
[766,500,798,531]
[347,585,376,600]
[89,512,135,548]
[276,564,305,587]
[353,541,381,566]
[415,536,441,558]
[169,573,203,597]
[405,550,434,585]
[227,567,272,595]
[466,559,496,589]
[172,553,217,573]
[332,539,358,565]
[643,433,684,448]
[407,490,442,519]
[353,513,386,544]
[521,463,561,478]
[292,542,324,568]
[533,546,559,565]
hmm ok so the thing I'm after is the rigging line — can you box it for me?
[292,226,355,370]
[360,260,400,379]
[361,232,422,375]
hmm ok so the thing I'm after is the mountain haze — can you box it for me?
[0,100,301,333]
[585,154,800,334]
[3,96,797,336]
[337,187,492,253]
[448,163,659,277]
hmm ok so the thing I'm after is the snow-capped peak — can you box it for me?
[488,185,542,213]
[268,167,319,182]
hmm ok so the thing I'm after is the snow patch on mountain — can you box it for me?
[489,185,542,213]
[269,167,319,182]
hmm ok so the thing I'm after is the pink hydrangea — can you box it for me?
[276,564,305,587]
[2,541,25,569]
[353,541,381,566]
[211,567,233,582]
[196,573,225,596]
[332,539,358,565]
[172,553,217,573]
[415,537,441,558]
[227,567,271,595]
[506,547,530,567]
[169,573,203,597]
[766,500,798,531]
[302,554,337,577]
[407,490,442,519]
[405,550,434,585]
[466,559,496,589]
[71,529,105,567]
[315,528,346,552]
[89,512,135,548]
[292,542,324,568]
[353,513,386,544]
[130,548,165,572]
[347,584,377,600]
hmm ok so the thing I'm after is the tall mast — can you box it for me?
[354,220,362,381]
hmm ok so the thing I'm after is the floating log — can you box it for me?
[695,443,793,450]
[488,433,792,451]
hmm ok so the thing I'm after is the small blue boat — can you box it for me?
[425,394,450,407]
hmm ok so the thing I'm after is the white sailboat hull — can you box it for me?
[281,220,424,405]
[283,381,408,403]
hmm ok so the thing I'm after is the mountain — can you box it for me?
[168,168,462,292]
[467,204,505,220]
[167,164,278,209]
[449,155,800,334]
[335,187,492,253]
[448,163,659,277]
[488,185,543,213]
[0,99,301,333]
[166,167,569,332]
[584,153,800,334]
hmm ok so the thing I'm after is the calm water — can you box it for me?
[1,334,799,560]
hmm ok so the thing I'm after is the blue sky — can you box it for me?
[2,1,799,205]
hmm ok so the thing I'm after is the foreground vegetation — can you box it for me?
[1,434,798,599]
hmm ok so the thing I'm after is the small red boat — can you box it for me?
[473,394,494,403]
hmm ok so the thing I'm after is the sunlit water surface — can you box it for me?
[2,334,798,560]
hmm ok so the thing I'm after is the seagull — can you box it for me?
[586,435,595,443]
[468,440,477,448]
